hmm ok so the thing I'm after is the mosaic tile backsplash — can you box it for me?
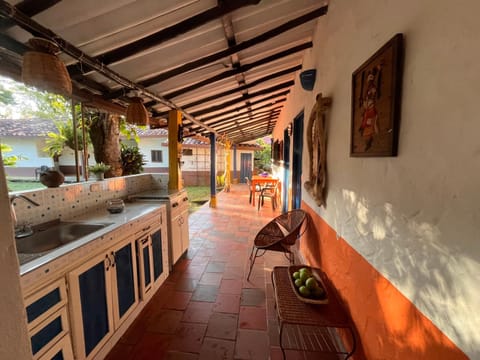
[10,174,166,226]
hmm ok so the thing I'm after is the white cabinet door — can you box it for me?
[68,238,138,360]
[68,252,114,360]
[171,214,183,265]
[179,208,190,253]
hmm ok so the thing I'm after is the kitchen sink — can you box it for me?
[16,220,113,254]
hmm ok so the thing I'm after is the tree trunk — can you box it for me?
[89,113,122,177]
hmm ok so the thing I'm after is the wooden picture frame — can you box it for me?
[350,33,403,157]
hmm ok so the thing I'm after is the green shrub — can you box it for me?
[121,144,145,175]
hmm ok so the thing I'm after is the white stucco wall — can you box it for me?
[274,0,479,357]
[136,137,169,168]
[1,137,51,167]
[0,154,33,360]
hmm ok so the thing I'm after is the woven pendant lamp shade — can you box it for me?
[22,38,72,97]
[126,97,149,126]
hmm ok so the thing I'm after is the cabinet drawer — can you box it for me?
[38,333,74,360]
[30,307,70,359]
[25,278,67,331]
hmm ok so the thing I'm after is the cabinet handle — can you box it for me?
[183,197,189,202]
[141,237,149,245]
[105,254,111,270]
[142,225,151,232]
[110,251,115,267]
[172,202,179,208]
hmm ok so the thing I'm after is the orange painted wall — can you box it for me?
[300,202,468,360]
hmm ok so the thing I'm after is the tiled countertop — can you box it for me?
[18,201,165,276]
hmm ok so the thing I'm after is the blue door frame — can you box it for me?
[291,112,304,209]
[282,128,290,213]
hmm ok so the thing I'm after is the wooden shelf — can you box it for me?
[271,266,356,359]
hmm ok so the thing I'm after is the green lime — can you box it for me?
[299,271,309,283]
[294,278,303,288]
[298,285,311,297]
[312,286,325,299]
[292,271,300,280]
[305,277,319,290]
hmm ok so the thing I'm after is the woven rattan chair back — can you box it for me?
[247,209,307,280]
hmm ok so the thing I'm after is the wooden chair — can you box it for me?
[247,209,307,280]
[257,181,279,210]
[246,177,261,204]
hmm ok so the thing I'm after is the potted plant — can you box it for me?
[88,162,111,180]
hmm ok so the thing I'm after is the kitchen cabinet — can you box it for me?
[68,238,138,360]
[171,204,189,265]
[136,208,169,300]
[24,278,73,360]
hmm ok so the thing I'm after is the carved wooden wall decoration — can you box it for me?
[304,93,332,207]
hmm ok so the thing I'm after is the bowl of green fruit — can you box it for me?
[288,265,328,304]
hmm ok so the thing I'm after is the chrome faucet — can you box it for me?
[10,194,40,238]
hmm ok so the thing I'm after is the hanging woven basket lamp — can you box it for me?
[22,37,72,97]
[126,96,150,126]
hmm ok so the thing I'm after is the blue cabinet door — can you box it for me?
[77,259,110,357]
[151,229,163,281]
[114,242,137,320]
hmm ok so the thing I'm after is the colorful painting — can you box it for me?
[351,33,404,157]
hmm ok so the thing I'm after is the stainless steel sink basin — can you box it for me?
[16,221,112,254]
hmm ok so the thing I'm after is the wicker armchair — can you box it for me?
[247,209,307,280]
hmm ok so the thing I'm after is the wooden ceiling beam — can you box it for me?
[194,97,286,125]
[0,0,61,30]
[185,105,282,134]
[146,64,300,111]
[67,0,262,78]
[192,87,290,118]
[214,112,280,133]
[154,80,292,118]
[141,41,311,102]
[107,6,327,96]
[206,107,283,128]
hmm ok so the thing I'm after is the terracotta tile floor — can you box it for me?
[106,184,307,360]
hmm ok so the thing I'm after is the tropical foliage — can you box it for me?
[121,144,145,175]
[254,137,272,172]
[88,162,111,174]
[1,143,26,166]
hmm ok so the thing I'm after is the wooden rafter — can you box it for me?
[142,42,312,102]
[0,0,61,30]
[107,6,327,96]
[67,0,261,78]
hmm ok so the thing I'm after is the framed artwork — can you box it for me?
[350,33,404,157]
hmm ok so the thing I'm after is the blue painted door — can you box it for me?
[282,128,291,213]
[151,229,164,281]
[240,153,252,183]
[78,260,109,357]
[292,112,304,209]
[114,242,136,320]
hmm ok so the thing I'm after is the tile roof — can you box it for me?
[0,118,261,149]
[0,118,57,137]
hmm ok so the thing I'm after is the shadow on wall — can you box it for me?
[300,194,473,359]
[338,189,478,357]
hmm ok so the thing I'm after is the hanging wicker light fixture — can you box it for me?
[22,37,72,97]
[126,96,149,126]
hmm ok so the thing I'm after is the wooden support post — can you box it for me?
[233,144,238,184]
[168,110,183,191]
[209,132,216,208]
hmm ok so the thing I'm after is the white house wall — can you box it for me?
[273,0,479,358]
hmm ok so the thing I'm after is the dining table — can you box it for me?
[250,175,279,207]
